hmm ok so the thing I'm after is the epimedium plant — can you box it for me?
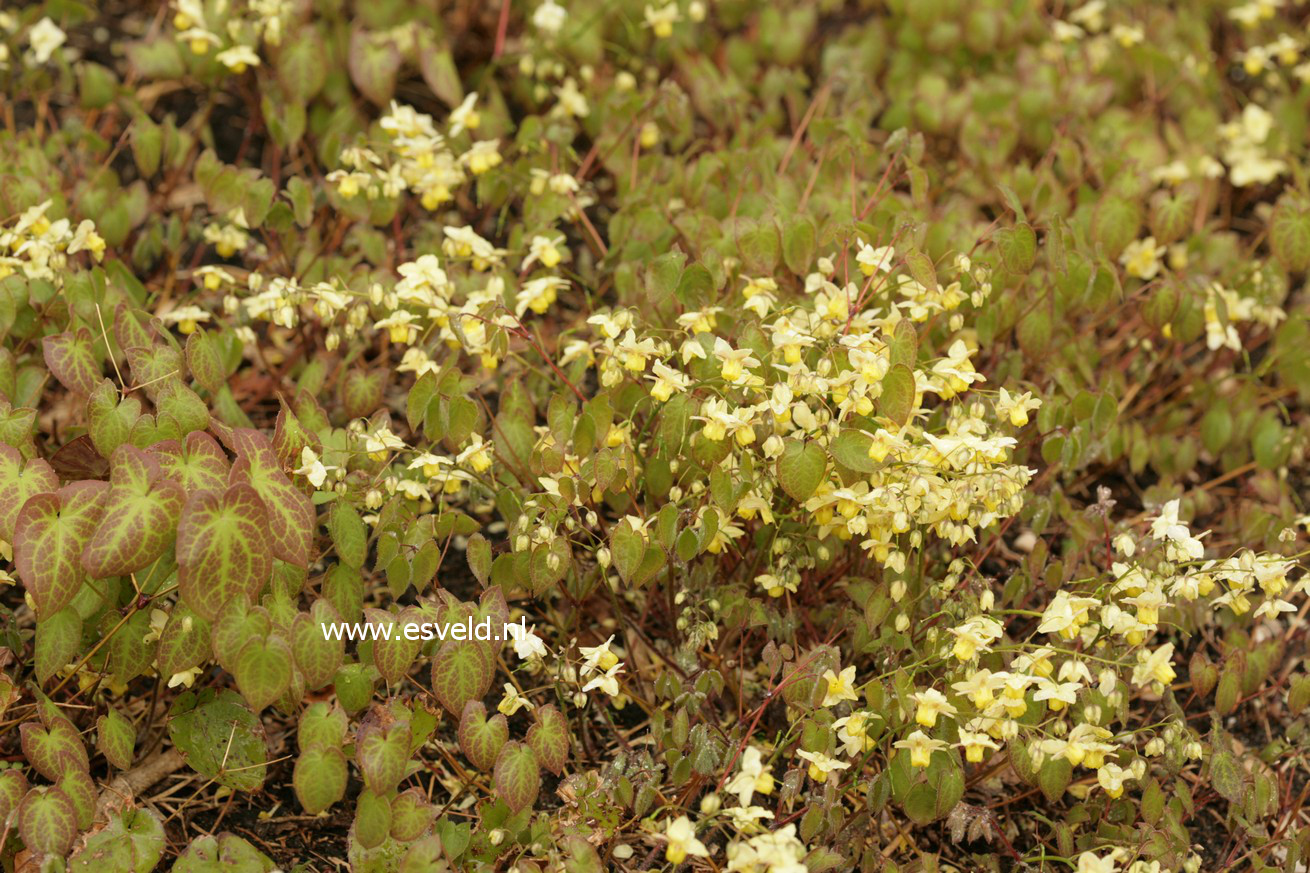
[0,0,1309,872]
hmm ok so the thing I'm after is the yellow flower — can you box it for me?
[894,730,946,768]
[796,749,851,784]
[913,688,957,727]
[1120,237,1163,280]
[821,665,859,707]
[663,816,709,865]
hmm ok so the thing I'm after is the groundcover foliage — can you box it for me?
[0,0,1309,870]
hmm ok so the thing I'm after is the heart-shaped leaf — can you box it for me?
[81,444,184,579]
[0,443,58,541]
[234,634,293,712]
[353,788,393,850]
[176,483,272,621]
[228,429,315,567]
[97,707,136,770]
[20,718,89,781]
[157,605,212,679]
[357,716,411,794]
[493,741,540,813]
[16,481,108,618]
[87,378,141,458]
[878,363,916,427]
[431,639,495,716]
[293,745,348,814]
[35,607,82,685]
[526,704,570,776]
[291,598,344,690]
[185,328,226,394]
[298,702,348,751]
[390,789,435,842]
[68,808,164,873]
[18,786,78,857]
[329,500,368,568]
[369,607,421,685]
[150,431,230,494]
[43,328,102,395]
[458,700,508,771]
[172,833,276,872]
[168,689,268,791]
[776,440,826,502]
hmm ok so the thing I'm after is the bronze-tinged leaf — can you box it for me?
[0,443,58,542]
[227,429,315,567]
[16,481,108,618]
[493,741,540,813]
[81,444,184,579]
[458,700,508,771]
[176,484,273,621]
[431,639,495,716]
[49,435,110,481]
[42,328,102,395]
[526,704,570,776]
[150,430,231,494]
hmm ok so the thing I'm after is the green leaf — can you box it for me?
[97,707,136,770]
[68,808,164,873]
[1038,756,1072,803]
[299,702,348,750]
[330,500,368,568]
[176,484,273,621]
[738,220,780,274]
[357,717,411,794]
[0,771,24,830]
[124,342,183,401]
[431,639,495,716]
[493,741,540,813]
[20,718,89,781]
[1211,748,1244,803]
[526,704,569,776]
[830,429,876,474]
[157,605,211,679]
[87,378,140,458]
[354,789,392,850]
[172,833,276,873]
[1092,194,1141,259]
[229,429,316,567]
[150,431,230,494]
[277,27,327,103]
[458,700,508,771]
[782,217,816,275]
[878,363,915,427]
[348,28,401,106]
[16,481,108,618]
[776,440,826,502]
[234,634,293,712]
[369,607,422,685]
[18,786,79,857]
[294,745,348,814]
[292,599,345,690]
[168,689,268,791]
[888,318,917,369]
[1270,194,1310,272]
[43,328,102,395]
[996,222,1037,273]
[0,443,58,541]
[417,32,463,107]
[610,520,645,583]
[185,329,225,394]
[390,789,435,842]
[905,250,937,292]
[466,532,492,585]
[81,444,185,579]
[35,607,82,685]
